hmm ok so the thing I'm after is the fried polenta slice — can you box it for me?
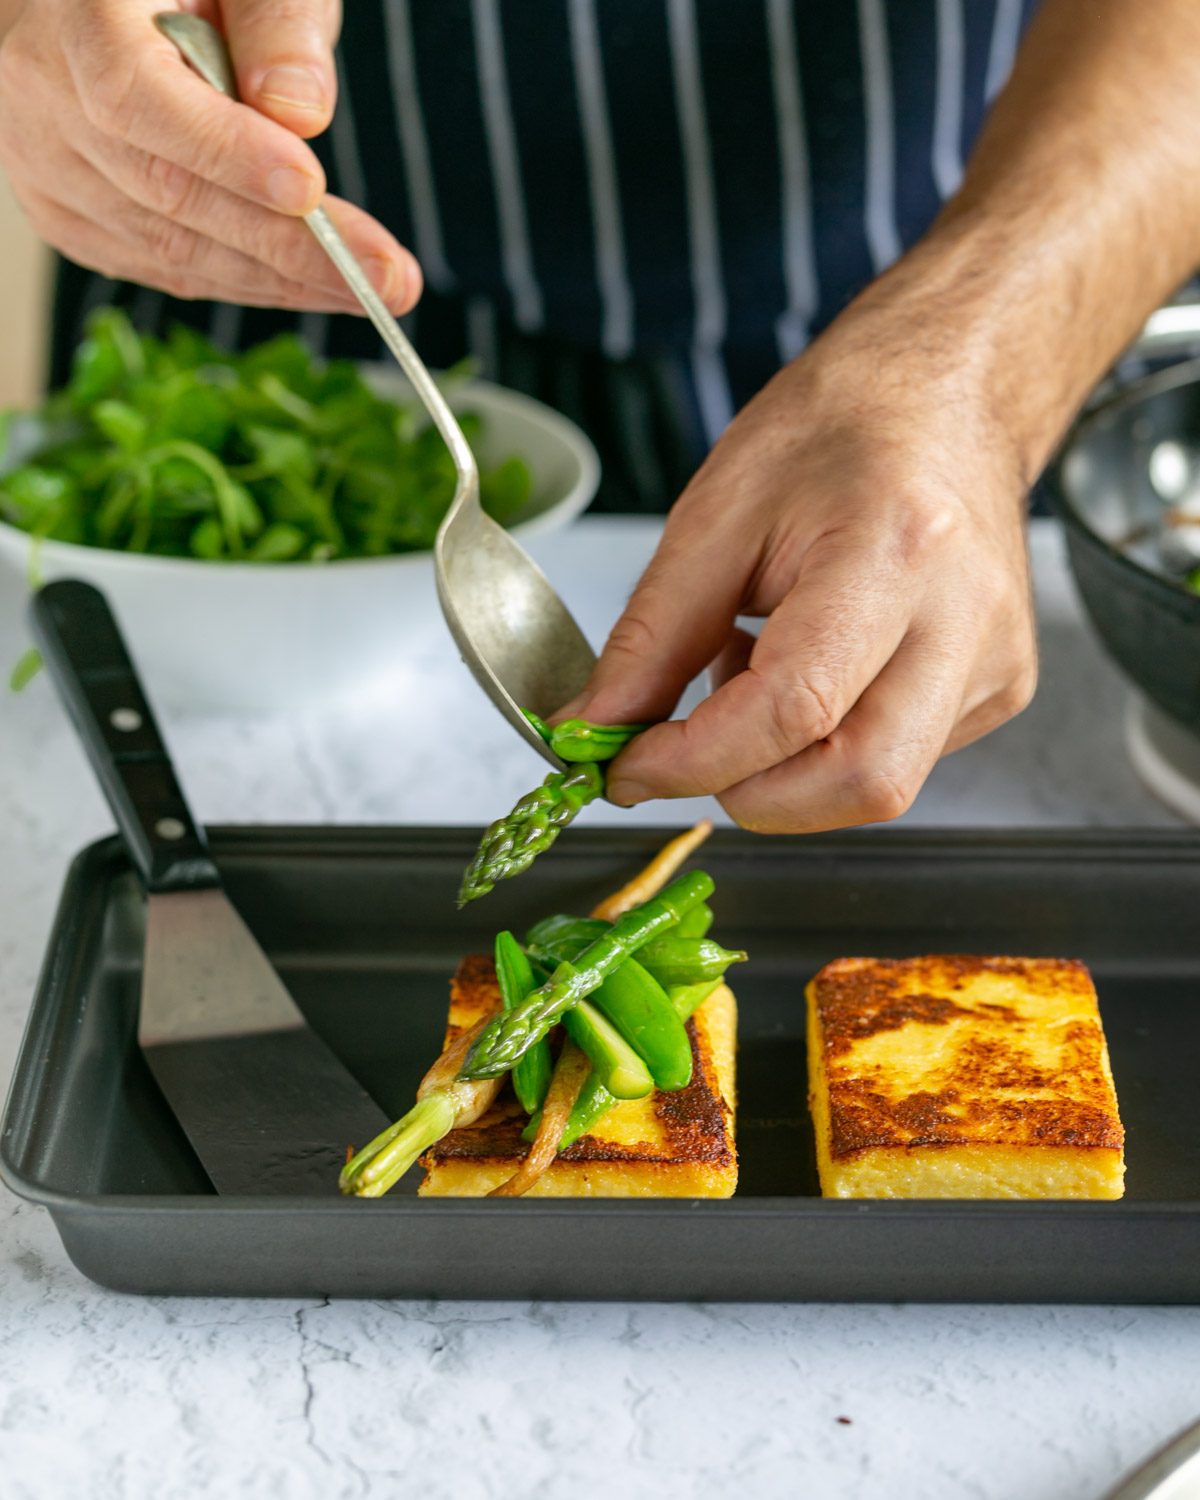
[419,955,738,1197]
[806,956,1125,1200]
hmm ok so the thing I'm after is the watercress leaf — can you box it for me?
[480,456,533,524]
[242,424,317,482]
[247,522,307,561]
[190,515,225,559]
[92,399,148,453]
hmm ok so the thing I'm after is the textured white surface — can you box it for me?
[0,517,1196,1500]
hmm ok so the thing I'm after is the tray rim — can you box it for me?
[3,823,1198,1219]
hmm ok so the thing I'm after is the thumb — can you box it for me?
[222,0,341,137]
[561,521,746,728]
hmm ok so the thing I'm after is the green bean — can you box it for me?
[460,870,714,1078]
[494,931,552,1115]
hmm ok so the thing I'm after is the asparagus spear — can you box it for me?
[456,718,645,907]
[339,1017,503,1197]
[457,763,604,907]
[459,870,715,1079]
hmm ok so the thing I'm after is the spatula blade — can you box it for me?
[141,889,391,1195]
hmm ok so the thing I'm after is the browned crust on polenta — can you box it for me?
[423,955,735,1170]
[811,956,1124,1160]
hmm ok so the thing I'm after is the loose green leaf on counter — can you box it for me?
[0,309,533,562]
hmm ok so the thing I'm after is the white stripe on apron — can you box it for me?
[932,0,965,199]
[568,0,634,361]
[765,0,818,364]
[985,0,1025,102]
[383,0,455,291]
[857,0,902,275]
[667,0,734,446]
[471,0,544,333]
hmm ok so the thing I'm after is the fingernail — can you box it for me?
[364,255,395,300]
[606,779,649,808]
[259,65,328,113]
[267,165,318,213]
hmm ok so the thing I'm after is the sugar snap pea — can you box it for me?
[460,869,714,1078]
[636,935,748,987]
[675,902,714,939]
[561,991,654,1099]
[494,931,552,1115]
[529,926,693,1091]
[526,978,722,1150]
[549,718,647,763]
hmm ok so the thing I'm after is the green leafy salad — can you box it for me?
[0,309,532,563]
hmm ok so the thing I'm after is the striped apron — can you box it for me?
[48,0,1039,512]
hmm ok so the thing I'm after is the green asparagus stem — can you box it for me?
[460,870,715,1078]
[457,762,604,907]
[339,1092,456,1197]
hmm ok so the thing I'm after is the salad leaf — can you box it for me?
[0,309,537,564]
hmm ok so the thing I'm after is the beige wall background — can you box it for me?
[0,176,50,408]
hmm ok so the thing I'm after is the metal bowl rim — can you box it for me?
[1048,357,1200,616]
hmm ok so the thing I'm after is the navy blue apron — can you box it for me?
[49,0,1039,511]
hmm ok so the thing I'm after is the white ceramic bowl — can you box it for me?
[0,373,599,712]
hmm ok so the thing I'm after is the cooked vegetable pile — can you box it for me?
[340,825,745,1198]
[457,715,646,906]
[0,309,532,562]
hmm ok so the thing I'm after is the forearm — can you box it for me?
[853,0,1200,485]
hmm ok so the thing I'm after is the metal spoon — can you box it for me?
[154,13,595,770]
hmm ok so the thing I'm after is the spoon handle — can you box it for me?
[152,11,476,488]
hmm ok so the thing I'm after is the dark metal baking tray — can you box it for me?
[3,826,1199,1302]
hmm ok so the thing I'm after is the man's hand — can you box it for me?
[567,0,1200,835]
[0,0,420,311]
[564,295,1037,833]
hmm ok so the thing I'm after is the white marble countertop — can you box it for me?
[0,517,1196,1500]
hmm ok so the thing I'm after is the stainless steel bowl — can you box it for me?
[1048,318,1200,737]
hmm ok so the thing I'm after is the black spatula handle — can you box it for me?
[30,579,220,894]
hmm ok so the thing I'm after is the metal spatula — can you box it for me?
[31,580,391,1195]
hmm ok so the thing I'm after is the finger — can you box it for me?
[67,9,327,215]
[77,126,420,310]
[605,537,918,805]
[221,0,341,136]
[559,515,752,729]
[42,155,362,311]
[717,632,967,835]
[23,188,363,310]
[707,626,755,693]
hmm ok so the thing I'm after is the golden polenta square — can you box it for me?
[420,955,738,1198]
[806,956,1125,1199]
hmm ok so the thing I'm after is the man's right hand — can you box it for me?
[0,0,421,313]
